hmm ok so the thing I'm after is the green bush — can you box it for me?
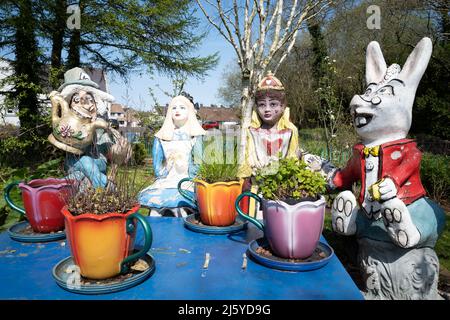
[299,128,354,168]
[255,157,326,201]
[131,142,147,166]
[0,117,64,167]
[420,152,450,205]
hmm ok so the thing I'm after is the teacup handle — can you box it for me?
[4,181,26,217]
[235,192,264,231]
[177,177,197,205]
[120,212,153,274]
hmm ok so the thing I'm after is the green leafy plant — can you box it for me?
[255,157,326,201]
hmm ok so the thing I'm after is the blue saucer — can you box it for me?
[8,221,66,243]
[183,213,247,235]
[52,253,155,295]
[247,237,334,272]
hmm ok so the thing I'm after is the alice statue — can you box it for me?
[138,95,206,217]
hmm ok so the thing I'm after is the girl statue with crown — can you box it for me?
[138,95,206,217]
[238,71,334,218]
[239,71,300,176]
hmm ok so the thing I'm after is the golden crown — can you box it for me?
[256,71,285,92]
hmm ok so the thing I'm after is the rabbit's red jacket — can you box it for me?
[332,138,426,205]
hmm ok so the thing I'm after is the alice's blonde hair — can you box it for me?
[155,95,206,141]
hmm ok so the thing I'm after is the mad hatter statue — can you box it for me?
[329,38,446,299]
[138,95,206,217]
[48,67,131,189]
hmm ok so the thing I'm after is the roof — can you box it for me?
[197,107,240,122]
[111,103,125,113]
[82,67,108,92]
[124,108,140,123]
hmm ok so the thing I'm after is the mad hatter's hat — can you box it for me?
[58,67,99,91]
[57,67,114,116]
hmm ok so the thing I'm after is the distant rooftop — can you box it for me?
[197,106,240,122]
[81,67,108,92]
[111,103,125,113]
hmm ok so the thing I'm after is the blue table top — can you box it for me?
[0,217,363,300]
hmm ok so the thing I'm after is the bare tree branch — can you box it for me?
[269,0,283,55]
[267,1,332,68]
[215,0,244,63]
[196,0,243,64]
[243,0,257,67]
[255,0,267,74]
[232,0,245,59]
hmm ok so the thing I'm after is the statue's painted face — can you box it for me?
[350,62,415,145]
[256,95,285,127]
[70,90,96,119]
[172,103,189,128]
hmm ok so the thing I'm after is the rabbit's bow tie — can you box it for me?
[363,145,380,157]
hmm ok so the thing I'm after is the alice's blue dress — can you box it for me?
[138,130,202,209]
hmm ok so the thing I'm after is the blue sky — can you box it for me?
[108,14,237,111]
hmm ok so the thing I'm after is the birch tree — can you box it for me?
[196,0,333,158]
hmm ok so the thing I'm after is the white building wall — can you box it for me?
[0,59,20,126]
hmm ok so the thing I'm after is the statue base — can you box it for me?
[358,237,443,300]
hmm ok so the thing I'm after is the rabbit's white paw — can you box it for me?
[332,190,358,235]
[381,197,420,248]
[377,178,397,201]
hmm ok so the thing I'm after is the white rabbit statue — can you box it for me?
[329,37,446,300]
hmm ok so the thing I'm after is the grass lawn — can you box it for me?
[116,164,155,216]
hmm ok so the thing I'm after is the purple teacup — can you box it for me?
[235,192,326,259]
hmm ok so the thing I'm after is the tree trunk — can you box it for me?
[13,0,41,130]
[238,70,254,165]
[307,19,327,86]
[307,18,331,159]
[438,1,449,44]
[50,0,67,89]
[67,28,81,69]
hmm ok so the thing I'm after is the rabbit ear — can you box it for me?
[366,41,387,85]
[398,37,432,87]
